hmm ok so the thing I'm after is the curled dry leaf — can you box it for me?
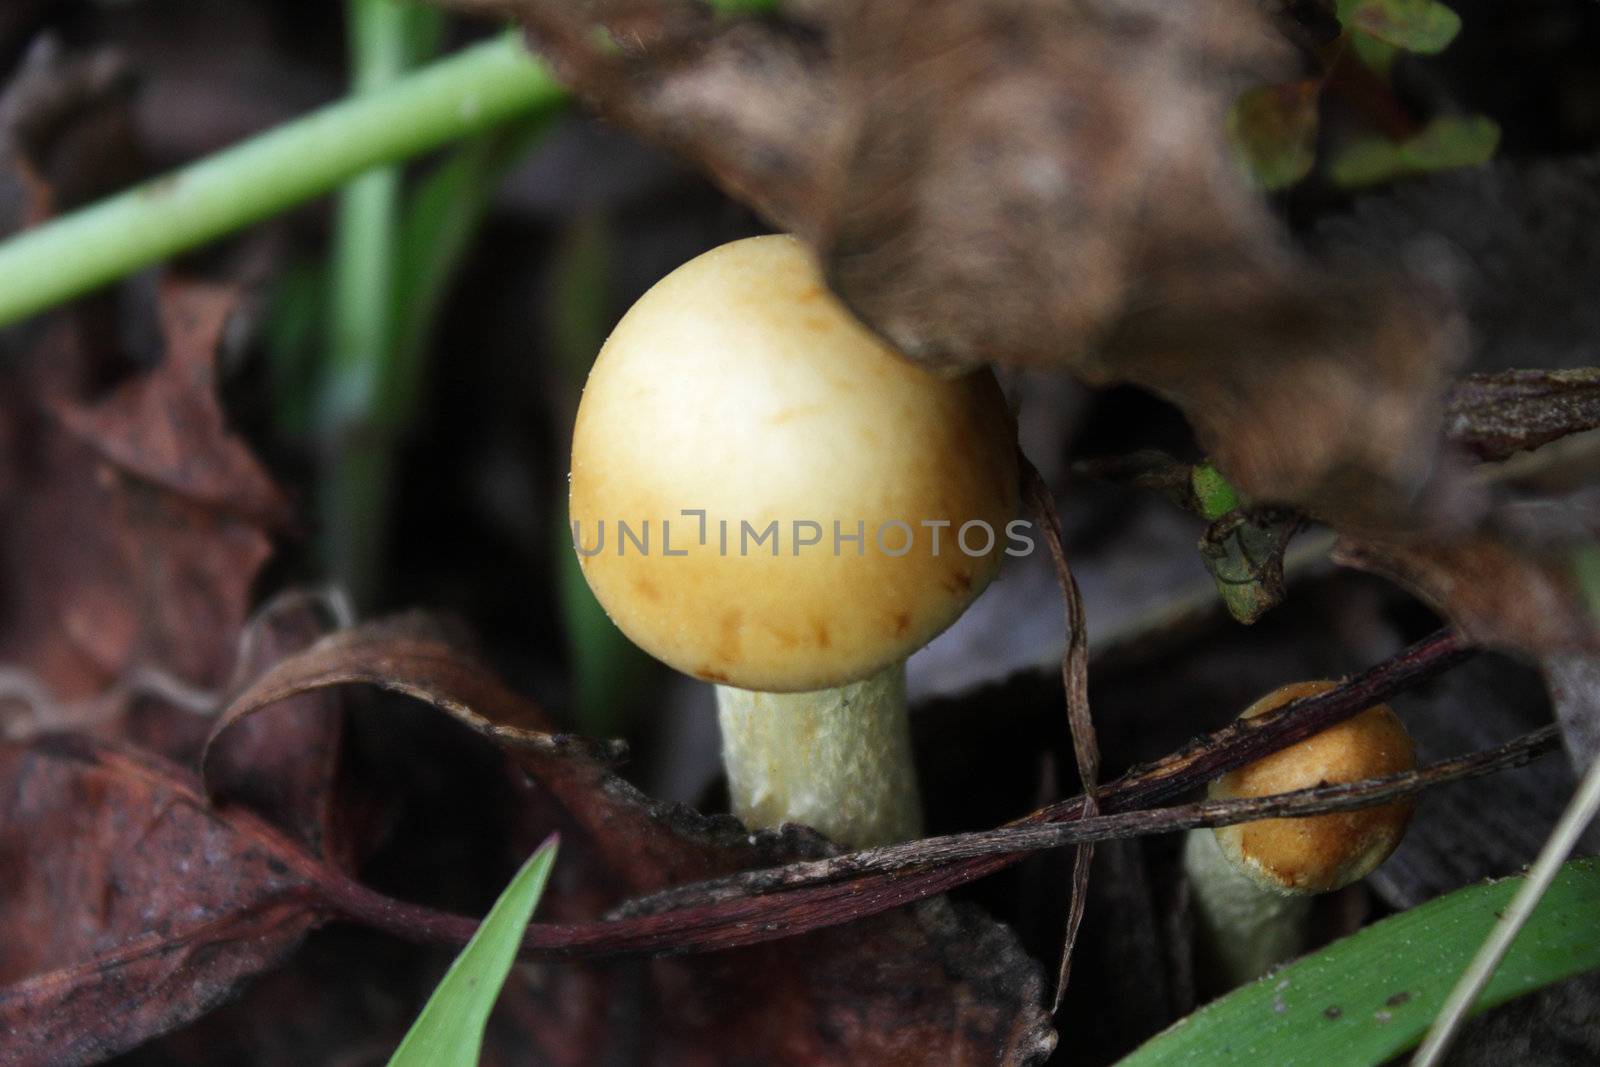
[1334,533,1599,657]
[204,613,1059,1064]
[0,280,287,758]
[0,596,346,1064]
[497,0,1463,527]
[0,735,330,1066]
[0,621,1512,1063]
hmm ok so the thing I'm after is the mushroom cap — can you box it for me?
[568,235,1018,692]
[1211,680,1417,895]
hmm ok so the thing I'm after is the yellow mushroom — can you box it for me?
[1185,680,1418,985]
[568,234,1018,845]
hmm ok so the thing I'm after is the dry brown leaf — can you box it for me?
[204,612,1059,1063]
[496,0,1463,527]
[0,36,138,231]
[0,735,329,1066]
[1334,533,1599,655]
[0,280,285,757]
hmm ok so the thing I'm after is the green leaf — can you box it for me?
[1118,857,1600,1067]
[1199,511,1297,625]
[1574,543,1600,620]
[1190,461,1244,522]
[1402,113,1502,168]
[1227,82,1321,190]
[388,837,559,1067]
[1330,114,1500,188]
[1338,0,1462,54]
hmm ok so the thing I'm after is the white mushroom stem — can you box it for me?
[714,662,922,847]
[1183,827,1312,985]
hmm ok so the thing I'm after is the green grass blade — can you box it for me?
[1119,858,1600,1067]
[0,33,562,329]
[388,836,559,1067]
[1413,751,1600,1064]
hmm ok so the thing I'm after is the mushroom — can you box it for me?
[567,234,1019,847]
[1183,679,1418,986]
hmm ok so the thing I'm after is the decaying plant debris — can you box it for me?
[1,0,1598,1064]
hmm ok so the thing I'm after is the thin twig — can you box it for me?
[314,726,1556,958]
[614,726,1557,918]
[1021,454,1099,1010]
[596,627,1474,935]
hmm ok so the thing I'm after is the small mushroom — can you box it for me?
[568,234,1018,846]
[1183,679,1417,986]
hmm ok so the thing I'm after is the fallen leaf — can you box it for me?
[0,35,139,231]
[0,735,328,1066]
[53,280,292,528]
[204,613,1059,1063]
[501,0,1466,529]
[0,280,287,760]
[1334,531,1599,655]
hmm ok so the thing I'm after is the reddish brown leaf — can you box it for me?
[203,595,348,857]
[0,280,286,759]
[0,735,328,1065]
[204,613,1059,1063]
[53,280,292,528]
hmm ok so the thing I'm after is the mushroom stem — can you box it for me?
[1183,826,1312,986]
[714,661,922,847]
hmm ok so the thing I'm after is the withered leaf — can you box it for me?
[53,281,292,528]
[500,0,1465,528]
[203,596,348,858]
[205,612,1059,1063]
[0,280,286,759]
[1334,533,1600,655]
[0,735,328,1066]
[0,36,138,232]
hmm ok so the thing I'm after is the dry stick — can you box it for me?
[619,626,1474,916]
[1020,455,1099,1010]
[312,726,1557,958]
[313,632,1479,957]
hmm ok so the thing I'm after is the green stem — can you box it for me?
[0,32,562,329]
[322,0,425,604]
